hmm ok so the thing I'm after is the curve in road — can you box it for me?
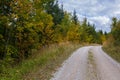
[51,46,120,80]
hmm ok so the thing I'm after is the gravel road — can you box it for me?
[51,46,120,80]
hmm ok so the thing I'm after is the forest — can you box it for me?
[0,0,120,79]
[0,0,105,62]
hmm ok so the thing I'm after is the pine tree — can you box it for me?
[72,9,78,25]
[46,0,64,26]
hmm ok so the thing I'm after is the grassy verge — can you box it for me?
[103,46,120,63]
[87,50,98,80]
[0,42,81,80]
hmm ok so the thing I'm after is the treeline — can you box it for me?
[0,0,104,63]
[103,17,120,62]
[104,17,120,47]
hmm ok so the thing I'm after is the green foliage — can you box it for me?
[0,0,102,62]
[0,43,80,80]
[78,18,101,43]
[103,46,120,63]
[72,9,78,25]
[45,0,64,25]
[0,0,104,79]
[106,17,120,46]
[6,45,18,58]
[103,17,120,63]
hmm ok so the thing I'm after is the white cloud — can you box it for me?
[58,0,120,32]
[89,16,110,25]
[113,11,120,16]
[88,16,111,32]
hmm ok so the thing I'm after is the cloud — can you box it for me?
[58,0,120,32]
[88,16,111,32]
[89,16,110,25]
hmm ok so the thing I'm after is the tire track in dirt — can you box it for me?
[51,46,120,80]
[86,49,100,80]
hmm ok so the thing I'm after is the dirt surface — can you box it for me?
[51,46,120,80]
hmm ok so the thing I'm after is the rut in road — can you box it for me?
[87,49,100,80]
[51,46,120,80]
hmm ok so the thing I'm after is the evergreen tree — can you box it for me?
[0,0,103,63]
[111,17,120,45]
[45,0,64,26]
[72,9,78,25]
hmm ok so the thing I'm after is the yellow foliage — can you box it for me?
[67,25,79,41]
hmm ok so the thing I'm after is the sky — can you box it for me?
[58,0,120,32]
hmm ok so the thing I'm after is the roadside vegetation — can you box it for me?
[103,17,120,63]
[0,42,81,80]
[1,0,120,79]
[0,0,108,79]
[103,46,120,62]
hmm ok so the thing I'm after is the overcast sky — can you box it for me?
[58,0,120,32]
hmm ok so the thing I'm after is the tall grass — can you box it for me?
[103,45,120,63]
[0,42,81,80]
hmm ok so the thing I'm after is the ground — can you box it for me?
[51,46,120,80]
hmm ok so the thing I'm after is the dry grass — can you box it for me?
[103,46,120,63]
[23,43,81,80]
[0,42,81,80]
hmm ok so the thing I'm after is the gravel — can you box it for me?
[51,46,120,80]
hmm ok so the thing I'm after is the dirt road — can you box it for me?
[51,46,120,80]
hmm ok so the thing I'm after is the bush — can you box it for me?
[3,45,19,66]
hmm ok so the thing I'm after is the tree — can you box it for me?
[82,17,87,27]
[111,17,117,32]
[59,12,72,41]
[45,0,64,26]
[0,0,104,63]
[34,12,54,45]
[111,18,120,45]
[72,9,78,25]
[0,0,14,59]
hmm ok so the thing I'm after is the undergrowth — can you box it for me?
[103,45,120,63]
[0,42,81,80]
